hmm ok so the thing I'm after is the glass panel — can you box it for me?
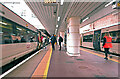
[16,25,27,43]
[101,30,120,43]
[0,17,12,44]
[83,35,93,42]
[0,16,37,44]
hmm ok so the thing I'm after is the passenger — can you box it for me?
[30,37,34,42]
[47,37,49,44]
[103,32,112,60]
[21,36,26,42]
[41,35,43,46]
[58,35,63,51]
[54,35,57,45]
[50,34,56,50]
[43,37,46,49]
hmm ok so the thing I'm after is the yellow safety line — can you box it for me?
[43,46,52,79]
[80,48,120,63]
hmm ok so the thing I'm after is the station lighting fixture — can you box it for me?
[105,0,116,7]
[56,25,58,27]
[82,17,89,22]
[61,0,64,5]
[17,28,22,31]
[57,17,60,21]
[0,21,7,25]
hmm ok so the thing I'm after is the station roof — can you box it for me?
[24,0,112,35]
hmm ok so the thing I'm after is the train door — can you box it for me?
[93,30,101,51]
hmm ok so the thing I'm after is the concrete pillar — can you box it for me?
[66,17,80,56]
[60,32,64,46]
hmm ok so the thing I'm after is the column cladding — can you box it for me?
[67,17,80,56]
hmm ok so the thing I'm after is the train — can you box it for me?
[0,3,49,68]
[80,11,120,55]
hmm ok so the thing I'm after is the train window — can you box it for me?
[27,31,34,42]
[26,29,37,42]
[101,33,105,42]
[83,35,93,42]
[0,17,13,44]
[110,30,120,43]
[0,16,37,44]
[101,30,120,43]
[16,25,27,43]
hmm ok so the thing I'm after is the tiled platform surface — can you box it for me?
[4,44,119,79]
[48,45,119,78]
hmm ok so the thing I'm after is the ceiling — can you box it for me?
[24,0,110,35]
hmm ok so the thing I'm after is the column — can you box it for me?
[66,17,80,56]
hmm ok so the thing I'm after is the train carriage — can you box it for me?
[0,3,42,67]
[80,11,120,55]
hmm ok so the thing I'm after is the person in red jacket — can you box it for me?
[103,32,112,60]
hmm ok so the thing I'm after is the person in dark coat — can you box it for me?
[51,34,56,50]
[58,35,63,51]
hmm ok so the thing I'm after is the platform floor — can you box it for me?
[5,44,119,78]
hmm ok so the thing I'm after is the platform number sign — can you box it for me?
[44,0,56,3]
[26,24,28,27]
[43,0,57,6]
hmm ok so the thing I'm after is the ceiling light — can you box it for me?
[57,17,60,21]
[105,0,116,7]
[56,25,58,27]
[0,21,7,25]
[56,29,57,30]
[82,17,89,22]
[61,0,64,5]
[17,28,22,30]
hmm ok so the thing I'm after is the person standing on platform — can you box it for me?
[103,32,112,60]
[43,37,46,49]
[47,37,49,44]
[51,34,56,50]
[41,35,43,46]
[58,35,63,51]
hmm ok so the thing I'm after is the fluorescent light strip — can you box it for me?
[17,28,22,31]
[105,0,116,7]
[61,0,64,5]
[56,25,58,27]
[82,17,89,22]
[57,17,60,21]
[0,21,7,25]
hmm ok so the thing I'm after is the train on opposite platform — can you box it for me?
[80,11,120,55]
[0,3,49,69]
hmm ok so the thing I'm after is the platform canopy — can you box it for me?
[24,0,113,35]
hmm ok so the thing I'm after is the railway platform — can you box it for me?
[0,1,120,79]
[4,44,119,79]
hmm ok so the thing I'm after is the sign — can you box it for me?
[26,24,28,27]
[27,44,30,48]
[90,23,95,29]
[43,0,57,6]
[44,0,56,3]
